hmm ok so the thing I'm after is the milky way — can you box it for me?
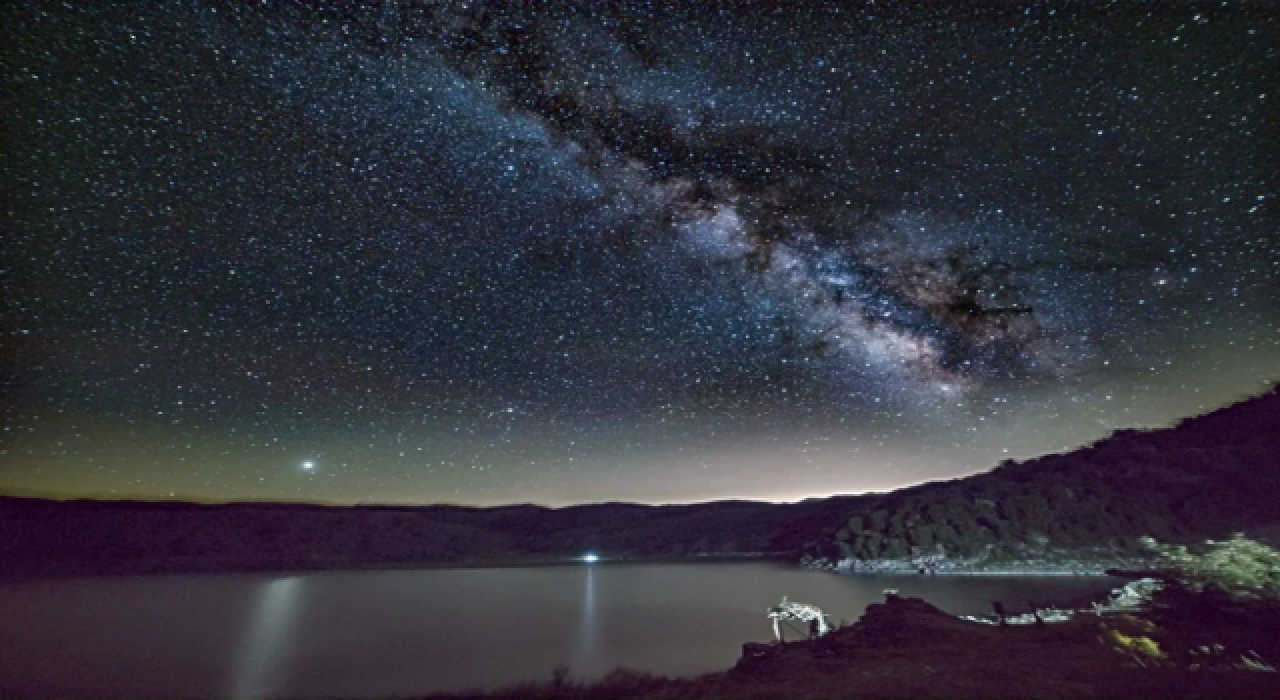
[2,1,1277,504]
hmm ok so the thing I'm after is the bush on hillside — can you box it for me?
[1138,534,1280,670]
[1141,533,1280,600]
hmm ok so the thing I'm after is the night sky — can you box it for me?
[2,1,1276,506]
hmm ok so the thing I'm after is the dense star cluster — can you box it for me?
[2,1,1277,505]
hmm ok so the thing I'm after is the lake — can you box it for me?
[0,563,1119,699]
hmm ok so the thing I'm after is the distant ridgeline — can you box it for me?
[0,494,862,575]
[810,385,1280,572]
[1,387,1276,576]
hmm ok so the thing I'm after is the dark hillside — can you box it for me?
[0,493,868,575]
[814,386,1280,568]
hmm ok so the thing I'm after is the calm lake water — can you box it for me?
[0,563,1119,699]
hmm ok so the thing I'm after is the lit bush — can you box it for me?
[1141,533,1280,599]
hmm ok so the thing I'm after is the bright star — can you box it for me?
[301,460,315,471]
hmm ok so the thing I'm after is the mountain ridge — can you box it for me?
[2,386,1276,576]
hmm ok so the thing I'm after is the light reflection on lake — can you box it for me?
[232,576,302,699]
[0,563,1119,699]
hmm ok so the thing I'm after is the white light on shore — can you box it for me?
[581,553,599,563]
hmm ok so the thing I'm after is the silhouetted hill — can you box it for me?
[812,386,1280,569]
[0,493,865,575]
[2,387,1276,576]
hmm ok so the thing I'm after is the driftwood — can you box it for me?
[767,597,831,642]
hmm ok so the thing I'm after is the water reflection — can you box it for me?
[571,564,598,676]
[232,576,303,699]
[0,564,1118,699]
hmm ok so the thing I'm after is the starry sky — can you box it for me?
[2,1,1276,506]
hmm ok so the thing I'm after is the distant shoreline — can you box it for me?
[807,557,1147,578]
[0,552,797,581]
[837,569,1116,577]
[0,555,1143,582]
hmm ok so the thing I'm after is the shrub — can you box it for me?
[1140,533,1280,600]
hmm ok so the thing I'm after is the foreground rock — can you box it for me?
[431,596,1280,699]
